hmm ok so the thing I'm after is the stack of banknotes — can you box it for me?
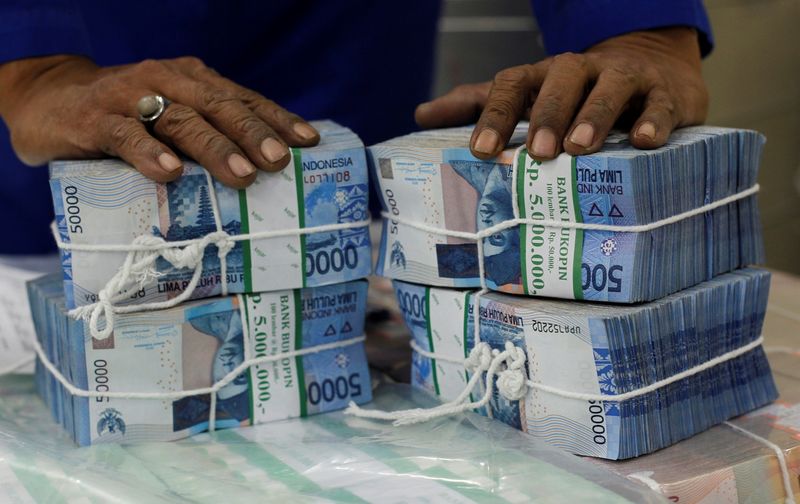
[28,274,371,445]
[597,350,800,503]
[396,268,778,459]
[30,120,374,444]
[368,124,764,302]
[50,120,371,310]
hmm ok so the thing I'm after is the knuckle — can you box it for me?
[552,52,586,70]
[231,114,266,138]
[586,96,618,118]
[197,87,235,111]
[192,129,230,156]
[493,66,527,88]
[484,100,517,122]
[136,58,167,76]
[605,66,638,87]
[175,55,205,69]
[109,120,135,146]
[160,106,199,137]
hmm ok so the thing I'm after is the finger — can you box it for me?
[168,57,319,147]
[563,68,641,155]
[629,88,677,149]
[153,103,257,188]
[158,78,291,172]
[97,115,183,183]
[527,53,595,160]
[471,63,547,159]
[470,65,547,158]
[415,82,491,129]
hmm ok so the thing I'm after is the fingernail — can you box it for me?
[228,153,255,177]
[292,123,318,141]
[416,102,432,114]
[260,137,288,163]
[569,123,594,148]
[473,129,499,155]
[636,122,656,140]
[158,152,182,172]
[531,128,557,158]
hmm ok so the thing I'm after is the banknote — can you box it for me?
[396,268,778,459]
[28,274,371,445]
[50,120,371,310]
[369,124,765,302]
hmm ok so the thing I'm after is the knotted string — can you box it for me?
[346,341,527,425]
[58,168,369,339]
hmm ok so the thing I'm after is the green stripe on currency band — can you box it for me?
[242,297,255,426]
[425,287,440,396]
[516,148,530,295]
[463,291,473,403]
[238,189,253,293]
[570,156,584,300]
[292,150,308,288]
[293,289,307,417]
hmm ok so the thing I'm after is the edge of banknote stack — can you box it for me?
[28,120,374,445]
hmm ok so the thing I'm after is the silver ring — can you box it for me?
[137,95,170,124]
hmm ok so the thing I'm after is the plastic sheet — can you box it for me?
[0,375,664,503]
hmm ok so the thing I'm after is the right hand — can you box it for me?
[0,55,320,188]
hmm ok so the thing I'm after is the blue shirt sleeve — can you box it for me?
[530,0,713,57]
[0,0,91,64]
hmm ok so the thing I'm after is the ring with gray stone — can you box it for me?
[137,95,170,127]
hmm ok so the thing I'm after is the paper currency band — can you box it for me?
[49,168,370,340]
[29,319,367,434]
[380,145,760,293]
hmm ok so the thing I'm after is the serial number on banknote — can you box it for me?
[303,171,352,184]
[528,319,583,335]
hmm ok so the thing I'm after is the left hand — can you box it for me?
[415,27,709,161]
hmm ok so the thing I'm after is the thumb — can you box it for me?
[415,81,491,129]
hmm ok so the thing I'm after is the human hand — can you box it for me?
[415,27,708,161]
[0,55,319,188]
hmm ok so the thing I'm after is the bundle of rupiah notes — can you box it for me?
[362,124,777,461]
[30,121,373,445]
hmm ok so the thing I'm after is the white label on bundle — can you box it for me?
[518,152,583,299]
[245,291,301,423]
[87,316,183,444]
[523,313,611,458]
[244,151,303,290]
[427,288,470,401]
[379,156,450,285]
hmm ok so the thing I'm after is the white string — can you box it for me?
[347,335,766,424]
[381,183,760,241]
[54,214,369,340]
[724,421,797,504]
[31,333,364,401]
[203,171,228,298]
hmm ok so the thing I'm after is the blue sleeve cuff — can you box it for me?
[0,3,91,65]
[530,0,714,57]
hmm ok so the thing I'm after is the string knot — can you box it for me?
[465,342,493,372]
[496,342,528,401]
